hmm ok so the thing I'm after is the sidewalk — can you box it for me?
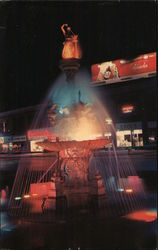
[0,152,58,158]
[0,149,156,158]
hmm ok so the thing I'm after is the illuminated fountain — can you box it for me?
[8,24,146,220]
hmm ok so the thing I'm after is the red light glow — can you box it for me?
[27,129,58,140]
[1,189,6,199]
[121,105,134,114]
[125,210,157,222]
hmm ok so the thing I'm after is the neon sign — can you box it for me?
[121,105,134,114]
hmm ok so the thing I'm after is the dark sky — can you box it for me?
[0,1,157,112]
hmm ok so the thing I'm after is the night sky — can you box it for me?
[0,1,157,112]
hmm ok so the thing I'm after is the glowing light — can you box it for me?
[121,105,134,114]
[59,108,64,114]
[1,189,6,199]
[117,188,124,192]
[105,118,112,125]
[23,194,30,199]
[14,197,21,200]
[52,102,106,141]
[32,193,38,196]
[125,188,133,193]
[125,210,157,222]
[27,129,53,140]
[149,136,155,141]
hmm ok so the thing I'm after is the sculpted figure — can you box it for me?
[61,24,82,59]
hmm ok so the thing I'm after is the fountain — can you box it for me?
[8,24,146,221]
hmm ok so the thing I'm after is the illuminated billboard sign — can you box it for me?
[27,128,58,141]
[91,52,156,84]
[121,105,135,114]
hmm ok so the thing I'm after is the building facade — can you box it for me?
[94,76,157,148]
[0,105,40,152]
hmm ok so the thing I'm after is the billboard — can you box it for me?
[91,52,156,84]
[27,128,58,141]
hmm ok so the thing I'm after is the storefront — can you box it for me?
[116,122,143,148]
[0,135,27,153]
[0,136,12,153]
[12,135,27,152]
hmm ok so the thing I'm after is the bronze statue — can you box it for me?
[61,24,82,59]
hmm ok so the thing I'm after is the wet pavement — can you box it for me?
[0,153,157,250]
[0,208,157,250]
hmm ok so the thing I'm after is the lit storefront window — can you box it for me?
[116,130,132,147]
[116,123,143,148]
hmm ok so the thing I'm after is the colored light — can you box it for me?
[125,188,133,193]
[27,129,54,140]
[117,188,124,192]
[125,210,157,222]
[23,194,30,199]
[32,193,38,196]
[121,105,134,113]
[14,197,21,200]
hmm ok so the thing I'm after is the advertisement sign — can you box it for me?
[30,140,44,152]
[121,105,135,114]
[27,128,57,141]
[91,52,156,84]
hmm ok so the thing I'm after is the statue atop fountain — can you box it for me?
[61,24,82,60]
[60,24,82,82]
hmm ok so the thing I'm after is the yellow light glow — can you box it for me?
[23,194,30,199]
[125,188,133,193]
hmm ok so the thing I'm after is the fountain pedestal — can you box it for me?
[59,59,80,82]
[36,139,110,210]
